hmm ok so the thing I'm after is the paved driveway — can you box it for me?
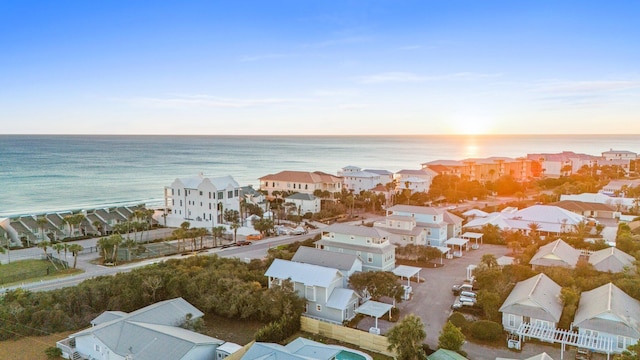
[355,244,584,359]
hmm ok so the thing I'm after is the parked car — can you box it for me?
[236,240,252,246]
[451,297,475,309]
[459,295,477,304]
[246,233,263,240]
[452,283,474,295]
[460,291,477,299]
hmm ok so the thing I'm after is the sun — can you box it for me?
[450,112,495,135]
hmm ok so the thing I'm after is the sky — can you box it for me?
[1,1,639,135]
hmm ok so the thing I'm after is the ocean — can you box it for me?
[1,134,638,217]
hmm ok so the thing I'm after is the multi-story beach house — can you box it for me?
[526,151,599,178]
[291,246,362,288]
[164,174,240,229]
[601,149,638,175]
[284,192,321,215]
[374,205,461,247]
[265,259,360,324]
[423,157,537,182]
[259,170,342,197]
[338,166,391,193]
[393,169,438,193]
[315,223,395,272]
[600,179,640,197]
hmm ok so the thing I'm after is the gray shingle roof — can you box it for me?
[499,273,563,323]
[588,247,635,273]
[286,193,317,201]
[529,239,581,269]
[574,283,640,339]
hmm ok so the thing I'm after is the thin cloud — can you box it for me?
[356,71,502,84]
[338,103,368,109]
[124,95,305,109]
[534,80,640,94]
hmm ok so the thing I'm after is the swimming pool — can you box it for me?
[335,349,370,360]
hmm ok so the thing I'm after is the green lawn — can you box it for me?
[0,259,82,285]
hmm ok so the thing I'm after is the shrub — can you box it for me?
[255,315,300,343]
[448,312,469,331]
[470,320,503,341]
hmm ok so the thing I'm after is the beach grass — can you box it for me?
[0,259,82,286]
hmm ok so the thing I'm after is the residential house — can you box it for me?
[315,223,395,272]
[552,200,617,220]
[285,192,321,215]
[573,283,640,354]
[259,170,342,197]
[526,151,599,178]
[265,259,359,324]
[394,169,438,193]
[464,205,586,236]
[423,157,537,182]
[338,166,390,193]
[500,273,563,333]
[374,205,460,247]
[57,298,232,360]
[529,239,581,270]
[291,246,362,287]
[164,174,240,228]
[588,247,635,273]
[600,179,640,197]
[240,185,266,206]
[363,169,393,185]
[561,193,635,212]
[601,149,638,175]
[241,337,372,360]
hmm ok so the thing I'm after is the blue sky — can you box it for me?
[1,1,639,135]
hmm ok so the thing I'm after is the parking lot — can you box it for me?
[356,244,582,359]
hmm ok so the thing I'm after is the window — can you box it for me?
[367,253,373,263]
[234,189,239,197]
[508,314,515,327]
[95,344,101,352]
[177,189,180,196]
[171,189,174,195]
[617,336,625,349]
[228,191,233,198]
[180,200,182,206]
[209,192,212,199]
[316,304,322,312]
[305,184,308,189]
[218,191,224,199]
[305,285,315,301]
[199,191,203,196]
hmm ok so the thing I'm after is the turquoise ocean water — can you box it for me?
[0,134,638,217]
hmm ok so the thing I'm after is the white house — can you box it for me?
[163,174,240,228]
[57,298,232,360]
[464,205,586,235]
[500,273,563,333]
[394,169,438,193]
[573,283,640,354]
[285,192,321,215]
[338,166,390,193]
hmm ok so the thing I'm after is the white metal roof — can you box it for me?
[499,273,563,323]
[265,259,342,287]
[393,265,421,279]
[445,238,469,246]
[356,301,394,318]
[325,288,358,310]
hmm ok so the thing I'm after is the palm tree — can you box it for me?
[52,243,67,268]
[68,244,83,269]
[211,226,225,247]
[230,221,241,244]
[36,217,49,243]
[92,220,104,236]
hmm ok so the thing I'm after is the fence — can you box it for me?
[300,317,396,357]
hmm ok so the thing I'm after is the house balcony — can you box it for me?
[56,338,87,360]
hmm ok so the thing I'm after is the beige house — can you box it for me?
[529,239,581,270]
[259,171,342,196]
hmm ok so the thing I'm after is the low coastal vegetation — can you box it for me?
[0,255,305,344]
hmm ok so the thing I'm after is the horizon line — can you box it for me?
[2,133,639,137]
